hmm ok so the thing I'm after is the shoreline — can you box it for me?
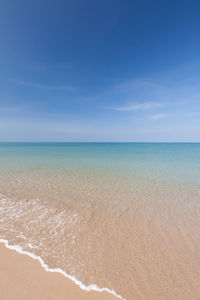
[0,239,120,300]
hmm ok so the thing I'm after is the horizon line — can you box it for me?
[0,141,200,144]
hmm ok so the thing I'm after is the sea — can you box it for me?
[0,143,200,299]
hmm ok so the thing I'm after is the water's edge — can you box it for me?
[0,238,125,300]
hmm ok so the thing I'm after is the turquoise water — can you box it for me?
[0,143,200,299]
[0,142,200,185]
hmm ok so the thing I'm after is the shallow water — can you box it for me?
[0,143,200,299]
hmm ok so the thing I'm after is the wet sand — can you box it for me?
[0,244,116,300]
[0,144,200,299]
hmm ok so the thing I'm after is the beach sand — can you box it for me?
[0,244,117,300]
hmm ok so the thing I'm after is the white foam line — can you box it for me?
[0,239,125,300]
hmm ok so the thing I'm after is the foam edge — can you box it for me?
[0,239,125,300]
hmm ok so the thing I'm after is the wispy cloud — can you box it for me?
[10,79,74,91]
[149,113,168,120]
[111,102,165,111]
[0,106,21,113]
[115,79,160,91]
[39,112,73,118]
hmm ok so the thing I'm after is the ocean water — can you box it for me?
[0,143,200,299]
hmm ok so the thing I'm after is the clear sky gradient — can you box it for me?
[0,0,200,141]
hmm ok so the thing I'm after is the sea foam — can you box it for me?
[0,238,125,300]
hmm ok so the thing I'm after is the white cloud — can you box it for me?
[149,113,168,120]
[111,102,165,111]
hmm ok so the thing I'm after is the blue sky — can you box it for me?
[0,0,200,141]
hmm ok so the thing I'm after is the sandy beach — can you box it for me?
[0,144,200,299]
[0,243,117,300]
